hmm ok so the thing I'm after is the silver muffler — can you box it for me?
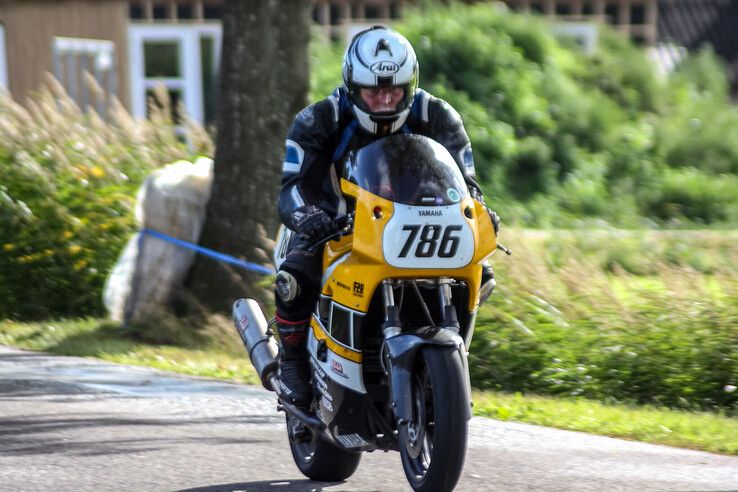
[232,298,279,391]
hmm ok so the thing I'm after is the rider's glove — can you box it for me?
[487,208,500,234]
[291,205,334,239]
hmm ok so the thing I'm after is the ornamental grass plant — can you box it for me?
[471,229,738,413]
[0,76,212,319]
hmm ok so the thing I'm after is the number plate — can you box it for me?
[382,205,474,268]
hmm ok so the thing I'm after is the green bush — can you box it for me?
[310,3,738,227]
[0,81,212,319]
[644,168,738,224]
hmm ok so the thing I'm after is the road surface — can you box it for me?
[0,345,736,491]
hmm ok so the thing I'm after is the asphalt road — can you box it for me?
[0,345,736,492]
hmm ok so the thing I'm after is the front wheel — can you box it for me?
[399,346,469,492]
[286,414,362,482]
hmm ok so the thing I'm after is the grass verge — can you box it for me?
[1,316,736,455]
[473,391,738,455]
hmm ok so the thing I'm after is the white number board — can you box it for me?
[382,205,474,269]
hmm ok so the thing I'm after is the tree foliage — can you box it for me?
[312,3,738,227]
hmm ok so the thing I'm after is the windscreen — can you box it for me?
[343,134,469,206]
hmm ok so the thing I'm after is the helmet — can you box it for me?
[342,26,419,135]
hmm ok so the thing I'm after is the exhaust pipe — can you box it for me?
[233,299,328,431]
[233,298,279,391]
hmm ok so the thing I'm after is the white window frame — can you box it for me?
[0,24,8,90]
[128,23,221,123]
[53,37,117,110]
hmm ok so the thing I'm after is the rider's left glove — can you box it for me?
[291,205,335,240]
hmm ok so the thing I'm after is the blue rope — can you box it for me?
[140,228,275,276]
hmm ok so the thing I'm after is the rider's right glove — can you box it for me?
[291,205,334,240]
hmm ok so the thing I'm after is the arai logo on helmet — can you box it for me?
[370,61,400,75]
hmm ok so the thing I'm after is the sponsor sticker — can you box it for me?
[370,61,400,75]
[335,280,351,291]
[447,188,461,203]
[353,282,364,297]
[330,358,348,379]
[296,105,314,126]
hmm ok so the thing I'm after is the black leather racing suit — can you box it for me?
[275,86,485,325]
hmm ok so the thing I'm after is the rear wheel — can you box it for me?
[286,414,362,482]
[399,346,469,492]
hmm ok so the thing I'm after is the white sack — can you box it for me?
[103,157,214,323]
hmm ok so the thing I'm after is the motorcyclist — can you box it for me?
[274,26,498,407]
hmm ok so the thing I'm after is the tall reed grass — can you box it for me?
[0,75,213,319]
[472,229,738,412]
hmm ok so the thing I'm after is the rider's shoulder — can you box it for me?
[292,87,348,135]
[421,90,463,128]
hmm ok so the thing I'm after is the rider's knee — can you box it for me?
[275,266,320,320]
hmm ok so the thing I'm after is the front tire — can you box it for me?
[399,346,469,492]
[286,414,362,482]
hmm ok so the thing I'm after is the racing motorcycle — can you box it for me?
[233,134,501,492]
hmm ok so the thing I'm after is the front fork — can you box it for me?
[380,279,474,424]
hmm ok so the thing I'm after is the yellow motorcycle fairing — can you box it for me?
[312,178,497,363]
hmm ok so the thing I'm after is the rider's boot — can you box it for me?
[276,319,312,408]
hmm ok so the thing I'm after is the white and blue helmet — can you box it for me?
[342,26,419,135]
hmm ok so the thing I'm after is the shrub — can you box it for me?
[309,3,738,227]
[0,80,212,319]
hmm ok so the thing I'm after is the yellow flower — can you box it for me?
[62,231,73,240]
[73,259,88,271]
[91,166,105,178]
[18,253,41,263]
[2,243,14,252]
[68,244,82,255]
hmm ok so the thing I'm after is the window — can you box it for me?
[152,3,169,20]
[556,3,572,16]
[390,2,402,19]
[129,2,144,19]
[605,2,619,23]
[52,37,117,113]
[177,4,194,20]
[128,24,222,124]
[144,41,180,77]
[330,3,341,24]
[203,4,222,19]
[365,5,381,19]
[0,24,7,90]
[631,4,646,24]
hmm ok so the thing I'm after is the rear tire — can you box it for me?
[286,414,362,482]
[399,346,469,492]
